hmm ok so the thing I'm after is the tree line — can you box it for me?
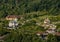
[0,0,60,18]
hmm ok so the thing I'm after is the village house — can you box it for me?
[36,32,48,40]
[6,15,20,29]
[36,32,43,36]
[42,18,50,25]
[9,21,18,28]
[44,18,50,25]
[42,18,51,29]
[46,24,56,34]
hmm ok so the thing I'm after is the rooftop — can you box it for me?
[6,15,20,18]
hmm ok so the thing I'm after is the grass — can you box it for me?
[0,11,60,42]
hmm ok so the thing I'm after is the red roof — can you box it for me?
[36,32,43,35]
[55,32,60,36]
[6,15,20,18]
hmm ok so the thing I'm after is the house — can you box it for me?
[42,18,50,28]
[44,18,50,24]
[46,24,56,34]
[6,15,20,20]
[6,15,19,29]
[36,32,48,40]
[9,21,18,28]
[36,32,43,36]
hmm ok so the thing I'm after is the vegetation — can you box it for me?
[0,0,60,42]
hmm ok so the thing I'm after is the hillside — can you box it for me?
[0,0,60,42]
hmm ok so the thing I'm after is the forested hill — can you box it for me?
[0,0,60,18]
